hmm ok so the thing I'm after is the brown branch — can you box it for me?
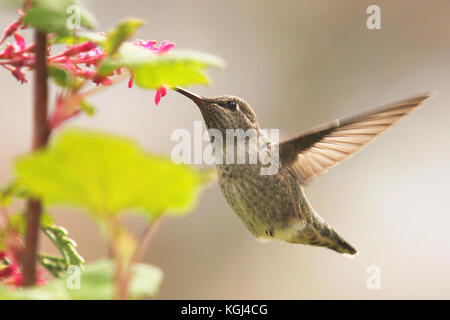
[22,30,50,287]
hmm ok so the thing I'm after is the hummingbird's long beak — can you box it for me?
[174,87,205,105]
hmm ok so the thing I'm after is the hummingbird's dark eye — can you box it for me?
[225,101,237,110]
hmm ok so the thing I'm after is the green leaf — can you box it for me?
[22,0,96,36]
[0,183,15,207]
[65,259,162,300]
[104,19,144,56]
[23,7,67,35]
[53,31,106,45]
[48,65,72,87]
[40,223,85,277]
[9,213,26,234]
[80,99,95,116]
[0,260,162,300]
[98,43,224,88]
[40,211,54,228]
[38,254,67,277]
[129,262,164,299]
[0,181,27,206]
[15,129,210,219]
[0,281,69,300]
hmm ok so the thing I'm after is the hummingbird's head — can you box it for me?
[175,87,260,133]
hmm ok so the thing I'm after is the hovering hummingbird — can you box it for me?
[175,88,432,255]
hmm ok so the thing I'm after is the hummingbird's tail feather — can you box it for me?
[289,217,358,255]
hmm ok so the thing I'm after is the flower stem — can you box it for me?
[22,30,50,287]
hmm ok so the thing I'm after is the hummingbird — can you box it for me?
[175,88,432,255]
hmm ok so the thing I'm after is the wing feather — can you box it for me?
[278,93,433,184]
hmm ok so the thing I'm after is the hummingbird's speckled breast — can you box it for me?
[216,162,311,241]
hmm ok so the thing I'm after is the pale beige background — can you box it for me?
[0,0,449,299]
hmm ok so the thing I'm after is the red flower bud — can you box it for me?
[0,266,14,279]
[61,41,98,57]
[0,20,21,45]
[14,33,25,50]
[11,66,27,84]
[154,86,167,106]
[128,75,134,88]
[0,44,15,59]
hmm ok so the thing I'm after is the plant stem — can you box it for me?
[131,217,163,266]
[22,30,50,287]
[117,217,163,299]
[0,207,9,228]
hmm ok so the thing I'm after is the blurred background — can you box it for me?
[1,0,449,298]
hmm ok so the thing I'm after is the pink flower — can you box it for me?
[11,270,22,286]
[0,43,15,59]
[13,33,25,50]
[134,39,175,54]
[11,66,27,84]
[0,13,33,85]
[48,94,82,129]
[134,39,157,50]
[1,11,177,108]
[0,9,24,45]
[128,40,175,105]
[154,40,175,54]
[128,75,134,88]
[154,86,167,106]
[0,264,16,279]
[0,263,46,287]
[92,74,113,86]
[47,43,110,88]
[37,273,47,286]
[0,20,21,46]
[76,48,104,67]
[0,251,46,287]
[73,68,95,79]
[60,41,98,57]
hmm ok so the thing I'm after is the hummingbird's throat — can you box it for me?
[206,127,280,175]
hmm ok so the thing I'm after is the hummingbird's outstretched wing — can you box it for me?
[278,92,433,184]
